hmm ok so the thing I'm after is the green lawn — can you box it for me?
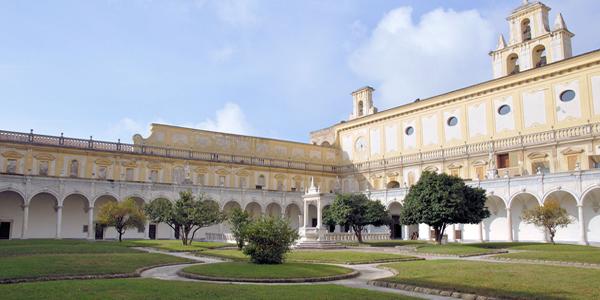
[413,243,500,256]
[0,239,137,256]
[123,239,232,252]
[339,240,426,247]
[199,249,419,264]
[183,262,353,279]
[0,278,417,300]
[0,253,189,280]
[379,260,600,300]
[478,242,600,264]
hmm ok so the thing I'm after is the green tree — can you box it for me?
[323,193,391,243]
[243,217,299,264]
[400,171,489,244]
[145,191,225,245]
[522,199,573,244]
[97,198,146,242]
[227,207,252,250]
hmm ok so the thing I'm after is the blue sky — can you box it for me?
[1,0,598,143]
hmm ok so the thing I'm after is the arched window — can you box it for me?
[69,160,79,177]
[357,101,364,116]
[407,172,415,186]
[256,174,266,189]
[521,19,531,41]
[533,45,547,68]
[507,54,520,75]
[386,181,400,189]
[172,167,184,184]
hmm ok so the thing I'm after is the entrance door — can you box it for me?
[95,223,105,240]
[0,222,10,239]
[149,224,157,240]
[390,215,402,239]
[311,218,318,227]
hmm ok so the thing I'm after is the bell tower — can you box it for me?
[490,0,574,78]
[349,86,377,120]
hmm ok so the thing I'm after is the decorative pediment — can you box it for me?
[121,160,138,168]
[527,152,549,160]
[292,175,303,181]
[447,163,463,170]
[423,165,439,172]
[472,160,488,167]
[386,171,400,177]
[194,166,208,174]
[147,162,162,170]
[274,173,286,180]
[236,169,250,177]
[561,147,584,155]
[215,168,229,176]
[2,151,24,159]
[95,158,113,166]
[34,153,56,161]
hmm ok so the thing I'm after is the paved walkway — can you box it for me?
[136,247,454,300]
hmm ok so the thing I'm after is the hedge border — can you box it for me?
[177,268,359,283]
[395,249,508,258]
[487,256,600,269]
[369,280,499,300]
[0,261,197,284]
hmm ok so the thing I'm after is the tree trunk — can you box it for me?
[354,226,363,243]
[434,228,441,245]
[549,228,556,244]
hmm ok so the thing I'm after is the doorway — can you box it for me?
[390,215,402,239]
[149,224,157,240]
[0,222,11,239]
[94,223,105,240]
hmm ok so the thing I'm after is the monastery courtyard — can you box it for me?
[3,0,600,298]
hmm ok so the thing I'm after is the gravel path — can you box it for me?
[135,247,454,300]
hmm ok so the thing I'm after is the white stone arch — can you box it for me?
[28,191,60,238]
[61,193,91,239]
[580,185,600,243]
[125,193,149,205]
[27,188,60,206]
[543,188,580,243]
[266,202,282,218]
[245,201,262,219]
[92,192,120,207]
[0,188,26,239]
[284,202,301,229]
[484,194,508,241]
[542,187,579,205]
[0,186,26,202]
[508,191,542,242]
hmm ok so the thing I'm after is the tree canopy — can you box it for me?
[227,207,252,250]
[323,193,390,243]
[243,217,299,264]
[522,199,573,244]
[97,198,146,242]
[400,171,489,244]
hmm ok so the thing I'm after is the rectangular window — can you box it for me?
[7,159,17,174]
[150,170,159,182]
[125,168,134,181]
[277,180,284,191]
[38,161,49,176]
[239,177,247,188]
[219,176,226,187]
[197,174,205,186]
[567,155,579,171]
[475,166,484,180]
[497,154,509,169]
[450,169,459,177]
[97,166,107,179]
[531,161,550,174]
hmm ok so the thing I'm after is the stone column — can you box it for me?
[403,225,409,240]
[22,204,29,239]
[87,207,94,240]
[316,201,322,228]
[56,205,63,239]
[478,222,484,242]
[506,208,513,242]
[298,215,303,228]
[577,205,588,245]
[303,200,309,227]
[144,220,150,239]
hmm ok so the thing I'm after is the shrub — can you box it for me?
[227,208,252,250]
[243,217,299,264]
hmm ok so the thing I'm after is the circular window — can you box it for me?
[497,104,511,115]
[559,90,576,102]
[447,116,458,126]
[405,126,414,136]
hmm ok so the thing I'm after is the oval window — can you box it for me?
[405,126,414,136]
[559,90,576,102]
[447,116,458,126]
[498,104,511,115]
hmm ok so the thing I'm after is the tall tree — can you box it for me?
[522,199,573,244]
[227,207,252,250]
[400,171,489,244]
[323,193,390,243]
[144,191,226,245]
[97,198,146,242]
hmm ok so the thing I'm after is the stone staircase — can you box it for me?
[294,240,345,249]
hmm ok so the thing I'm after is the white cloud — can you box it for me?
[193,102,254,135]
[210,46,235,63]
[214,0,258,27]
[349,7,494,108]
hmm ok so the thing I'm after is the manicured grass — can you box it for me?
[183,262,353,279]
[123,239,232,252]
[339,240,426,247]
[466,242,600,264]
[0,239,137,256]
[199,249,418,264]
[380,260,600,300]
[0,278,417,300]
[413,243,500,256]
[0,253,190,279]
